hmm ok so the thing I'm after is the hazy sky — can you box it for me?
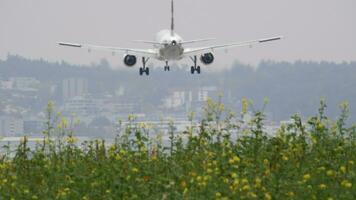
[0,0,355,68]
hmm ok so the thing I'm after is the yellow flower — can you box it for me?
[340,166,346,173]
[286,191,295,197]
[66,136,78,144]
[115,154,121,161]
[263,159,269,166]
[241,178,249,184]
[215,192,222,198]
[233,156,240,163]
[341,180,352,188]
[231,173,238,179]
[242,98,249,114]
[255,178,262,188]
[132,167,139,173]
[181,180,187,188]
[282,155,289,161]
[119,149,126,155]
[264,193,272,200]
[318,166,326,171]
[303,174,311,182]
[326,170,334,177]
[319,184,327,189]
[242,185,250,191]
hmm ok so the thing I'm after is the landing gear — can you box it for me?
[139,57,150,76]
[164,61,170,71]
[190,55,201,74]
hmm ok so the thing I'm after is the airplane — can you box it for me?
[58,0,282,76]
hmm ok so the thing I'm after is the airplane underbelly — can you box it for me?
[160,46,183,60]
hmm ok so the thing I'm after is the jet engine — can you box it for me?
[124,55,137,67]
[200,53,214,65]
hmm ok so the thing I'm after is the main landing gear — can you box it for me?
[190,55,201,74]
[164,61,170,71]
[139,57,150,76]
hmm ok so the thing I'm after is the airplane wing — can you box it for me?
[58,42,158,56]
[183,36,283,55]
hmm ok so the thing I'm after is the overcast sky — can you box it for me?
[0,0,355,68]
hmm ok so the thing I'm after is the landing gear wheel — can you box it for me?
[139,57,150,76]
[191,66,195,74]
[197,66,201,74]
[189,56,201,75]
[164,66,170,71]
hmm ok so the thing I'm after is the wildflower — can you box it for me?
[264,193,272,200]
[241,178,249,184]
[31,195,38,200]
[231,172,238,179]
[349,160,354,165]
[132,167,139,173]
[286,191,295,197]
[303,173,311,181]
[119,149,126,155]
[255,178,262,188]
[319,184,327,189]
[242,185,250,191]
[181,180,187,188]
[263,159,269,166]
[66,136,78,144]
[341,180,352,188]
[340,166,346,173]
[318,166,326,171]
[248,192,257,198]
[215,192,222,198]
[242,98,249,114]
[115,154,121,161]
[326,170,334,177]
[282,155,289,161]
[189,172,197,177]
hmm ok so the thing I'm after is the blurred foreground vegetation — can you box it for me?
[0,99,355,199]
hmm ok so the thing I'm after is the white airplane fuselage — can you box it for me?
[155,30,184,61]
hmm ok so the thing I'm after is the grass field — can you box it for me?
[0,99,355,199]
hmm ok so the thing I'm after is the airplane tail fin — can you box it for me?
[170,0,174,35]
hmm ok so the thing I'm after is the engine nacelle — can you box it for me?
[123,55,137,67]
[200,53,214,65]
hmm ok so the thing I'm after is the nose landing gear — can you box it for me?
[164,61,170,71]
[190,55,201,74]
[139,57,150,76]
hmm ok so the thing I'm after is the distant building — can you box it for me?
[163,86,218,109]
[62,78,88,100]
[23,120,43,135]
[6,77,40,91]
[63,95,96,116]
[0,80,13,90]
[0,117,24,136]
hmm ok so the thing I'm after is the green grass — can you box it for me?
[0,99,355,199]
